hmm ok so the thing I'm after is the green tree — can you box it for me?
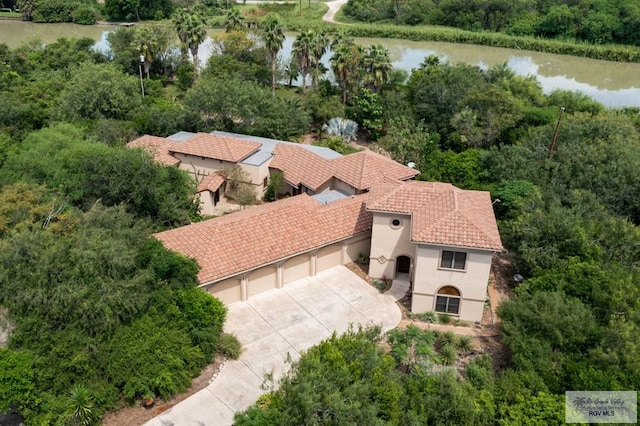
[362,44,392,93]
[223,7,244,32]
[184,77,310,139]
[55,62,142,121]
[330,36,362,104]
[261,13,285,94]
[173,9,207,76]
[292,29,314,94]
[132,24,172,79]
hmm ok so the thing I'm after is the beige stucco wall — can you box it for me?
[331,178,357,195]
[239,161,270,197]
[198,191,215,216]
[344,234,372,264]
[368,212,415,279]
[412,245,493,322]
[174,153,234,179]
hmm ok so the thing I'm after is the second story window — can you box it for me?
[440,250,467,270]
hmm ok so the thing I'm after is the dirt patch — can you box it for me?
[102,354,226,426]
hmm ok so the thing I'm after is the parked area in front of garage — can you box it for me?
[145,265,402,426]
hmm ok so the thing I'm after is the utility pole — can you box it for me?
[548,106,565,158]
[138,54,145,98]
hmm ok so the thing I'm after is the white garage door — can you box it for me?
[284,254,311,284]
[208,278,241,305]
[248,266,277,297]
[316,244,342,272]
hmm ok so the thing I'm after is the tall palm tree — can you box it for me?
[310,29,330,86]
[331,37,362,104]
[261,14,285,94]
[132,25,171,79]
[173,10,207,77]
[292,29,314,94]
[363,44,392,92]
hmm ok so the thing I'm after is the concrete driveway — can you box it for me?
[145,265,401,426]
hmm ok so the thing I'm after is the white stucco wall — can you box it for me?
[412,245,493,322]
[368,212,415,279]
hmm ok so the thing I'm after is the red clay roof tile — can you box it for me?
[366,181,502,250]
[155,194,372,284]
[169,133,261,163]
[127,135,181,166]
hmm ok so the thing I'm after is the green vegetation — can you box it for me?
[344,0,640,46]
[2,6,640,422]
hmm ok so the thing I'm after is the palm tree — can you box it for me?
[363,44,392,92]
[292,29,314,94]
[132,25,171,79]
[224,8,244,33]
[310,29,330,86]
[261,14,285,94]
[173,10,207,77]
[331,37,362,104]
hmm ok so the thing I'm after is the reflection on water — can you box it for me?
[2,21,640,107]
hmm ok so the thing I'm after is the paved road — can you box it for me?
[145,266,401,426]
[323,0,348,22]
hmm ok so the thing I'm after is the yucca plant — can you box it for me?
[66,384,96,426]
[455,335,474,354]
[322,117,358,142]
[438,345,458,366]
[436,330,456,350]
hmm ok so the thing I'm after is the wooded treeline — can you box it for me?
[345,0,640,45]
[1,16,640,424]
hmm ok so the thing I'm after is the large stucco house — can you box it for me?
[129,131,502,322]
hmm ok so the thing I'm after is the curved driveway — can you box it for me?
[145,265,401,426]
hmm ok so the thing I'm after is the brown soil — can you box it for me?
[345,262,392,292]
[102,354,226,426]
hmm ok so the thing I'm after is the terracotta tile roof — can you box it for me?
[168,133,261,163]
[155,194,372,284]
[331,150,419,190]
[269,144,334,190]
[196,172,225,193]
[127,135,180,166]
[367,181,503,250]
[270,145,418,192]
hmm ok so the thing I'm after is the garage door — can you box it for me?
[345,236,371,264]
[248,266,277,297]
[207,278,241,305]
[316,244,342,272]
[284,254,311,284]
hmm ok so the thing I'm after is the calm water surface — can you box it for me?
[2,21,640,107]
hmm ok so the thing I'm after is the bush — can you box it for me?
[72,5,97,24]
[218,333,242,360]
[438,313,451,324]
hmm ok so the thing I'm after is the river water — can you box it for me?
[2,21,640,107]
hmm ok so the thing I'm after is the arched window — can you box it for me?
[435,286,461,315]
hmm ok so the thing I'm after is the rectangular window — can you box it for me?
[440,251,467,270]
[435,296,460,315]
[263,177,268,188]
